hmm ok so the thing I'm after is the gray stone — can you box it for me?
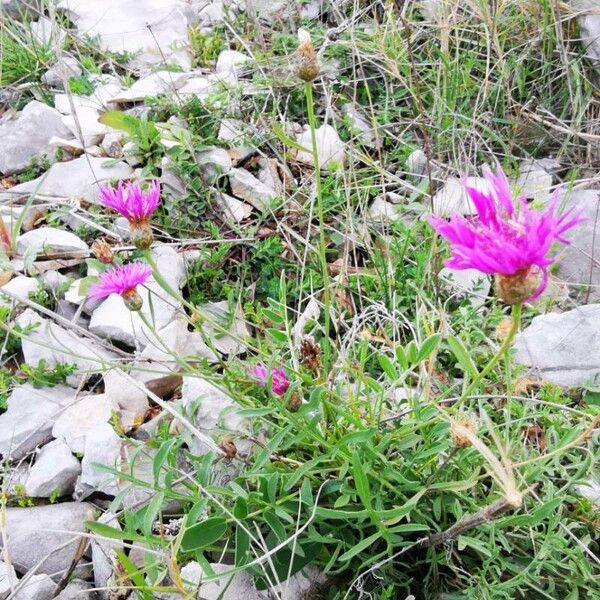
[61,105,110,147]
[0,502,94,579]
[12,574,55,600]
[56,1,192,69]
[42,56,82,86]
[40,270,69,293]
[215,49,251,77]
[0,276,38,307]
[5,156,133,204]
[76,423,123,499]
[555,189,600,300]
[0,101,71,175]
[295,124,345,171]
[197,300,250,355]
[342,104,375,147]
[25,439,81,497]
[17,227,89,260]
[0,384,77,461]
[90,512,122,600]
[368,196,402,222]
[514,304,600,387]
[53,394,118,454]
[214,192,253,222]
[432,176,491,216]
[55,580,98,600]
[571,0,600,62]
[101,132,123,158]
[181,376,250,456]
[195,147,232,182]
[513,158,555,202]
[103,368,149,422]
[15,308,117,386]
[109,71,192,104]
[406,149,428,177]
[0,560,17,600]
[439,267,490,309]
[196,562,263,600]
[576,477,600,508]
[229,168,278,210]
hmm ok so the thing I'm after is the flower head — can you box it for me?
[98,180,160,223]
[88,262,152,311]
[296,28,319,82]
[250,364,290,396]
[429,165,584,303]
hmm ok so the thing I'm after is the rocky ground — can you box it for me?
[1,1,600,599]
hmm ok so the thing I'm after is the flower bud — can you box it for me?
[296,28,320,82]
[129,221,154,250]
[494,267,541,305]
[91,238,115,264]
[122,288,143,311]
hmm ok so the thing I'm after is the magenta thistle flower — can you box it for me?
[98,180,160,222]
[88,262,152,311]
[429,165,584,303]
[250,364,290,396]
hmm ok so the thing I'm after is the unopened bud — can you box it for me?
[129,221,154,250]
[296,29,320,82]
[494,267,541,305]
[91,238,114,264]
[122,288,143,311]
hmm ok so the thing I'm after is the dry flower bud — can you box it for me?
[300,336,321,373]
[91,238,115,264]
[494,267,542,305]
[296,28,320,82]
[450,416,479,449]
[129,221,154,250]
[122,288,143,312]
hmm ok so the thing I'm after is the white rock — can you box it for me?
[101,132,123,158]
[56,0,192,69]
[0,101,71,175]
[514,304,600,387]
[6,156,133,204]
[513,158,555,202]
[0,560,17,600]
[76,423,123,498]
[214,191,253,222]
[40,270,69,293]
[12,574,55,600]
[16,309,117,387]
[0,502,94,579]
[62,105,109,146]
[406,149,428,177]
[368,196,402,222]
[25,439,81,497]
[218,118,244,142]
[432,176,491,216]
[54,81,123,114]
[576,477,600,508]
[198,300,250,355]
[29,16,65,46]
[89,245,185,346]
[0,384,77,461]
[342,104,375,147]
[257,158,284,195]
[47,136,85,155]
[295,124,345,171]
[272,565,326,599]
[109,71,193,104]
[182,377,250,456]
[229,167,278,210]
[215,49,251,77]
[0,276,38,307]
[53,394,117,454]
[554,189,599,299]
[196,147,232,181]
[17,227,89,260]
[90,512,122,600]
[195,563,263,600]
[54,580,95,600]
[439,267,490,308]
[41,56,82,86]
[103,368,149,421]
[571,0,600,62]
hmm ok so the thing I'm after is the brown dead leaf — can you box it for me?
[522,422,546,452]
[514,377,537,395]
[22,207,46,232]
[0,177,17,189]
[495,318,514,340]
[0,271,12,286]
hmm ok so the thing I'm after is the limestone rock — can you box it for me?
[42,56,82,86]
[0,101,71,175]
[295,124,345,171]
[25,439,81,497]
[229,167,279,210]
[109,71,192,104]
[0,502,94,579]
[432,176,491,216]
[12,574,55,600]
[0,276,38,307]
[0,384,77,461]
[514,304,600,387]
[215,49,251,77]
[0,560,17,600]
[439,267,490,308]
[17,227,89,260]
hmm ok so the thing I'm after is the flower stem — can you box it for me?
[304,81,332,370]
[453,303,522,411]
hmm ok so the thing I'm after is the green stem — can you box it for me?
[453,303,522,411]
[304,81,332,371]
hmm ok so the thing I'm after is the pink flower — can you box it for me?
[88,262,152,311]
[98,180,160,223]
[250,364,290,396]
[429,165,584,302]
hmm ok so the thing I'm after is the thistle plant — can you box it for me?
[88,262,152,311]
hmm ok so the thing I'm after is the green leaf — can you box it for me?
[271,121,311,152]
[235,525,251,567]
[181,517,227,552]
[267,328,288,343]
[378,355,399,381]
[395,345,408,370]
[447,335,479,378]
[417,334,441,363]
[115,550,154,600]
[339,531,382,562]
[142,491,164,537]
[99,111,141,137]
